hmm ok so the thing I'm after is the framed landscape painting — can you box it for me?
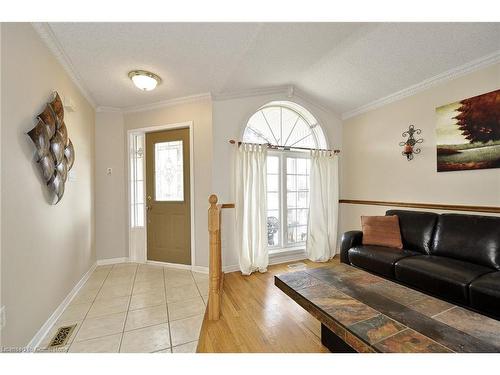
[436,89,500,172]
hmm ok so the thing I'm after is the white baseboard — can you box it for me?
[223,251,308,274]
[27,262,97,351]
[269,250,307,266]
[146,260,191,270]
[223,264,240,273]
[96,257,130,266]
[97,257,209,273]
[191,266,209,274]
[146,260,209,274]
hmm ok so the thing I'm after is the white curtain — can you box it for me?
[306,150,339,262]
[235,144,268,275]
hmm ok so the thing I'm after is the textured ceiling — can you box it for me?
[47,22,500,114]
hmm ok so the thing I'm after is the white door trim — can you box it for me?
[127,121,196,267]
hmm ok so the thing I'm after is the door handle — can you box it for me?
[146,195,152,212]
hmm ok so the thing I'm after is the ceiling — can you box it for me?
[46,22,500,115]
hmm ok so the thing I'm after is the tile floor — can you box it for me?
[38,263,208,353]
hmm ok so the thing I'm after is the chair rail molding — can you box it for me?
[339,199,500,214]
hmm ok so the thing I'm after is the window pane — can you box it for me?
[285,155,311,247]
[135,180,144,204]
[281,108,299,146]
[136,204,145,227]
[297,175,308,191]
[268,210,280,220]
[296,158,308,174]
[136,154,144,179]
[287,119,316,148]
[261,107,281,144]
[287,226,297,243]
[244,110,277,144]
[130,181,135,204]
[297,191,308,208]
[130,206,135,227]
[286,175,296,191]
[297,209,309,226]
[287,192,297,208]
[267,211,280,247]
[267,192,279,210]
[155,141,184,201]
[287,209,297,227]
[266,154,281,248]
[267,155,279,173]
[287,158,296,174]
[130,133,145,228]
[267,174,279,192]
[297,226,308,243]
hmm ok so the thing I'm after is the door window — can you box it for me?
[155,140,184,201]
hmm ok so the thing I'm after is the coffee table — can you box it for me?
[275,263,500,353]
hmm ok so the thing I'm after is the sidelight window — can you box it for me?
[130,133,145,228]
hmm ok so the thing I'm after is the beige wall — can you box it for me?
[212,94,343,267]
[122,99,213,267]
[341,63,500,234]
[95,112,126,260]
[1,23,96,346]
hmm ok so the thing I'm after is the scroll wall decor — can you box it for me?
[27,92,75,204]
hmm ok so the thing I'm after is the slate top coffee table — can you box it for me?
[275,263,500,353]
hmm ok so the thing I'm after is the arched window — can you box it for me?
[242,101,327,252]
[242,101,327,149]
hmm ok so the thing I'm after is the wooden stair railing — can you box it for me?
[207,194,235,320]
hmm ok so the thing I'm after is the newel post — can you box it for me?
[208,194,222,320]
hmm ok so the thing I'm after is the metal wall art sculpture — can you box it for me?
[399,125,423,161]
[27,92,75,204]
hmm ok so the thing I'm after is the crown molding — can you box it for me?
[341,51,500,120]
[293,87,337,117]
[212,84,338,116]
[31,23,97,109]
[96,106,123,113]
[212,85,291,101]
[122,92,212,114]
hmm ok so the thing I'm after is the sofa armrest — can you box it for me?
[340,230,363,264]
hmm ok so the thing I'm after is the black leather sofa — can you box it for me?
[340,210,500,320]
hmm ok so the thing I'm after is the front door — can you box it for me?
[146,128,191,264]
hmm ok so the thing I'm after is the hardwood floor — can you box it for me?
[197,258,337,353]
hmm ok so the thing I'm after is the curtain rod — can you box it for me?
[228,140,340,154]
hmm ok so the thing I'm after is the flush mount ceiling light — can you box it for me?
[128,70,162,91]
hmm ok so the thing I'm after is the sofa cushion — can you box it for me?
[469,272,500,320]
[386,210,438,254]
[431,214,500,270]
[395,255,493,305]
[348,245,419,278]
[361,215,403,249]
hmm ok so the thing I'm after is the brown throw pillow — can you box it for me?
[361,215,403,249]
